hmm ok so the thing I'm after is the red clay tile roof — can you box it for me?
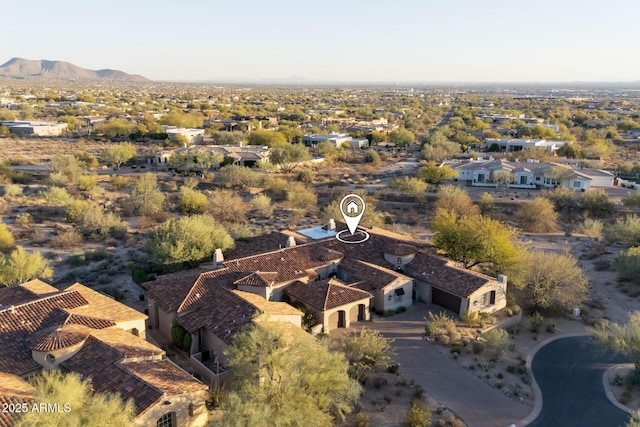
[60,337,164,415]
[122,359,208,397]
[64,283,147,323]
[0,286,39,307]
[29,323,90,352]
[233,271,278,288]
[0,373,34,427]
[143,269,205,312]
[338,258,400,291]
[0,291,89,375]
[223,231,294,259]
[406,253,495,297]
[20,279,59,295]
[64,313,116,329]
[178,286,257,344]
[385,243,419,256]
[285,279,372,311]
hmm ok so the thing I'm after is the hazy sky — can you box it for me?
[3,0,639,82]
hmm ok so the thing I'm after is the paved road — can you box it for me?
[367,306,530,427]
[527,336,630,427]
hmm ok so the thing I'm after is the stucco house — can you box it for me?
[0,280,209,427]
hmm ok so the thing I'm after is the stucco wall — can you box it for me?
[132,389,209,427]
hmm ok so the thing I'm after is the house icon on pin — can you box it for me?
[346,200,359,214]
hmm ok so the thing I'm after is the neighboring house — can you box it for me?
[0,121,68,136]
[483,138,566,153]
[164,127,205,145]
[451,158,614,190]
[156,144,270,168]
[0,280,208,427]
[302,133,352,148]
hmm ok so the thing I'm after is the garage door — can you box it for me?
[431,287,461,313]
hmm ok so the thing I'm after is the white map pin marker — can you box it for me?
[340,194,366,235]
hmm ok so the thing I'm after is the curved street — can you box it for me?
[527,336,630,427]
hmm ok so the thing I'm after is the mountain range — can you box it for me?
[0,58,149,82]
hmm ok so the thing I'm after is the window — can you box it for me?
[573,180,581,188]
[477,173,485,182]
[157,412,175,427]
[482,290,496,306]
[519,175,528,185]
[394,288,404,303]
[46,354,55,363]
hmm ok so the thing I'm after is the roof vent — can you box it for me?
[286,235,296,248]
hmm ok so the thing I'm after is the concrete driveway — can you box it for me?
[526,336,630,427]
[366,305,530,427]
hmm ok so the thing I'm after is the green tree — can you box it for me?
[0,247,53,286]
[101,142,136,169]
[431,210,520,271]
[147,214,234,266]
[247,130,287,147]
[363,149,381,164]
[418,164,458,184]
[516,250,588,310]
[251,194,274,217]
[190,149,223,174]
[592,312,640,385]
[159,110,204,128]
[0,223,15,252]
[214,322,361,427]
[129,173,165,216]
[335,328,396,382]
[270,143,311,172]
[604,215,640,245]
[15,370,134,427]
[580,189,614,217]
[94,118,138,139]
[51,154,85,185]
[388,129,415,147]
[516,197,558,233]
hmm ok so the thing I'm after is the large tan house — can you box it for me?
[144,223,508,386]
[0,280,208,427]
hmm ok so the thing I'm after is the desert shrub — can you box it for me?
[390,177,428,201]
[77,174,98,191]
[48,171,70,187]
[109,174,131,190]
[227,223,253,240]
[517,197,557,233]
[529,312,546,333]
[208,386,227,410]
[51,229,83,249]
[407,399,431,427]
[604,215,640,245]
[355,413,370,427]
[616,246,640,283]
[178,186,208,214]
[75,204,128,239]
[131,265,149,285]
[0,223,15,252]
[65,199,91,223]
[623,191,640,208]
[40,187,73,204]
[286,182,317,210]
[251,194,274,217]
[3,184,22,198]
[461,310,480,327]
[215,164,260,188]
[576,218,603,238]
[425,312,456,338]
[472,342,484,355]
[363,149,381,164]
[580,189,614,217]
[263,176,289,198]
[296,168,315,183]
[209,189,248,223]
[15,212,33,229]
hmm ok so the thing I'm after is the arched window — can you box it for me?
[156,412,175,427]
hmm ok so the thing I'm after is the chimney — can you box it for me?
[285,236,296,247]
[497,274,508,284]
[213,249,224,269]
[10,305,15,314]
[328,218,336,231]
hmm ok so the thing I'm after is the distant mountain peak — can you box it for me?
[0,58,149,82]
